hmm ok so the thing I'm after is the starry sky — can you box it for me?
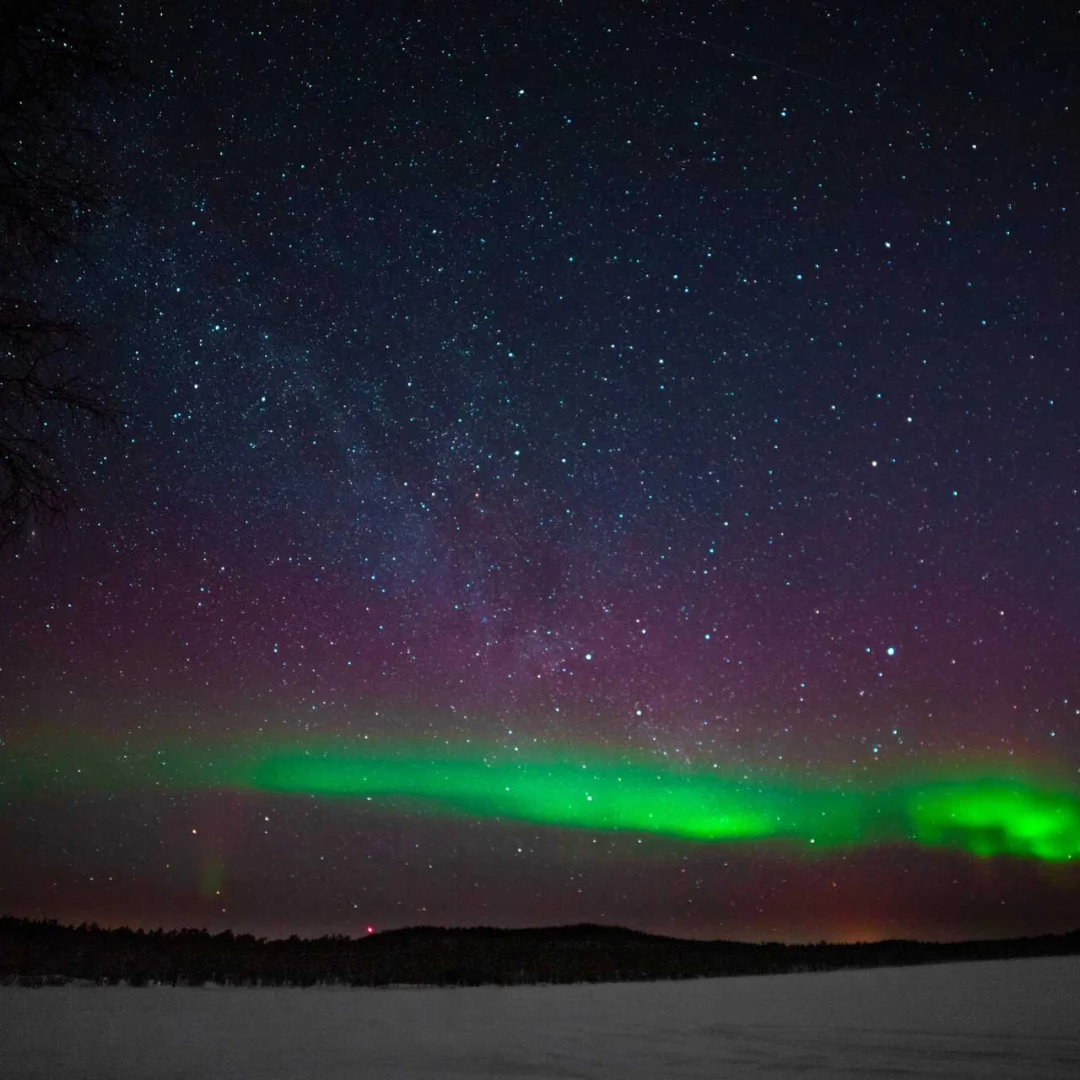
[1,0,1077,943]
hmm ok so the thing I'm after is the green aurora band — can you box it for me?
[5,736,1079,862]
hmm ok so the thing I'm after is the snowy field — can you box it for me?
[3,956,1078,1079]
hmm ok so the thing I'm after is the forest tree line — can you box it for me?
[2,917,1078,988]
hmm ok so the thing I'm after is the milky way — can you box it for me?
[0,0,1077,941]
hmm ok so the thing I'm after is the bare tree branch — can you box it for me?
[0,1,128,549]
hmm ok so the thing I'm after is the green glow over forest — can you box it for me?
[7,735,1078,862]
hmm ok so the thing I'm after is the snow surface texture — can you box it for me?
[3,957,1078,1078]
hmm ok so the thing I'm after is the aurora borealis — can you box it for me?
[1,1,1078,943]
[7,734,1080,861]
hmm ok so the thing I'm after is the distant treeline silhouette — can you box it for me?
[2,917,1078,988]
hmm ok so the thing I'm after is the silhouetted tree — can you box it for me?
[0,0,127,548]
[2,917,1078,988]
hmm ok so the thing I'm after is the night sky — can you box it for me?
[1,0,1078,943]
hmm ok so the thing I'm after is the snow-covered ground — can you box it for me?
[3,956,1078,1078]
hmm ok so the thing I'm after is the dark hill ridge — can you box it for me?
[2,916,1078,988]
